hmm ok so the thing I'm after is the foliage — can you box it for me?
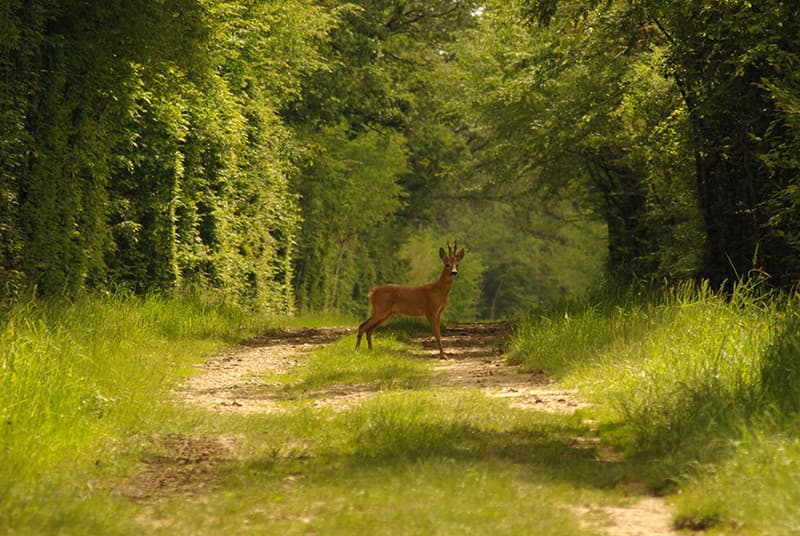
[361,3,613,316]
[293,123,409,313]
[0,0,331,311]
[1,0,616,325]
[443,1,703,283]
[517,0,800,288]
[287,0,486,315]
[4,0,800,316]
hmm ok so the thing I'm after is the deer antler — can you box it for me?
[446,240,459,257]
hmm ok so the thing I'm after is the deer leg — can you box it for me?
[366,313,393,349]
[356,317,370,349]
[357,312,391,350]
[427,312,447,360]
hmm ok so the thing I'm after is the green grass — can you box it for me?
[509,280,800,533]
[133,392,619,535]
[0,292,279,534]
[0,293,622,535]
[276,334,430,393]
[673,424,800,533]
[6,283,800,534]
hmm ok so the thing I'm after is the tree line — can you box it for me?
[2,1,798,316]
[443,0,800,293]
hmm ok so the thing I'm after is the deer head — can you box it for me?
[439,240,466,277]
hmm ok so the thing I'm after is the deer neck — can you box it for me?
[433,267,455,293]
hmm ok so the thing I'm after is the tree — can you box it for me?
[0,0,333,312]
[426,1,699,290]
[293,124,408,312]
[519,0,800,287]
[287,0,482,313]
[106,0,332,309]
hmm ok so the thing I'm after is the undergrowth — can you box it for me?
[509,279,800,533]
[0,292,277,533]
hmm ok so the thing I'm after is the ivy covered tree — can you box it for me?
[0,0,171,296]
[0,0,331,311]
[105,0,331,309]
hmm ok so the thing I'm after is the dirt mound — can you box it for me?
[122,434,236,501]
[174,322,588,415]
[174,326,353,414]
[420,322,589,413]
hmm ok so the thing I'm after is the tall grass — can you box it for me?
[0,292,276,533]
[509,280,800,532]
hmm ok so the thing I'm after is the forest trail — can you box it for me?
[134,323,680,535]
[174,322,588,416]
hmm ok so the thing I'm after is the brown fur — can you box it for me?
[356,242,465,359]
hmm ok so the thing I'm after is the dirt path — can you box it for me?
[134,323,680,535]
[174,326,354,414]
[419,322,590,414]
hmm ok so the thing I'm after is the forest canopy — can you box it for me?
[2,0,799,316]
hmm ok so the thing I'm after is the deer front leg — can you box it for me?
[428,312,447,360]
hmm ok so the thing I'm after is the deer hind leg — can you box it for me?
[357,312,392,350]
[356,318,369,349]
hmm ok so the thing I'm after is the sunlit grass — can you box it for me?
[0,292,277,534]
[6,283,800,534]
[674,425,800,533]
[5,293,619,535]
[277,334,431,393]
[509,280,800,531]
[135,392,618,536]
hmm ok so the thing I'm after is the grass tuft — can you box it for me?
[278,334,430,393]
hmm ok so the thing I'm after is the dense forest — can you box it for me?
[2,0,799,317]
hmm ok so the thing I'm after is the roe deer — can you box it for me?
[356,241,465,360]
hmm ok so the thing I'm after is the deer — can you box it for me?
[356,241,465,360]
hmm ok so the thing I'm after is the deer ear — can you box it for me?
[457,248,465,260]
[439,247,446,261]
